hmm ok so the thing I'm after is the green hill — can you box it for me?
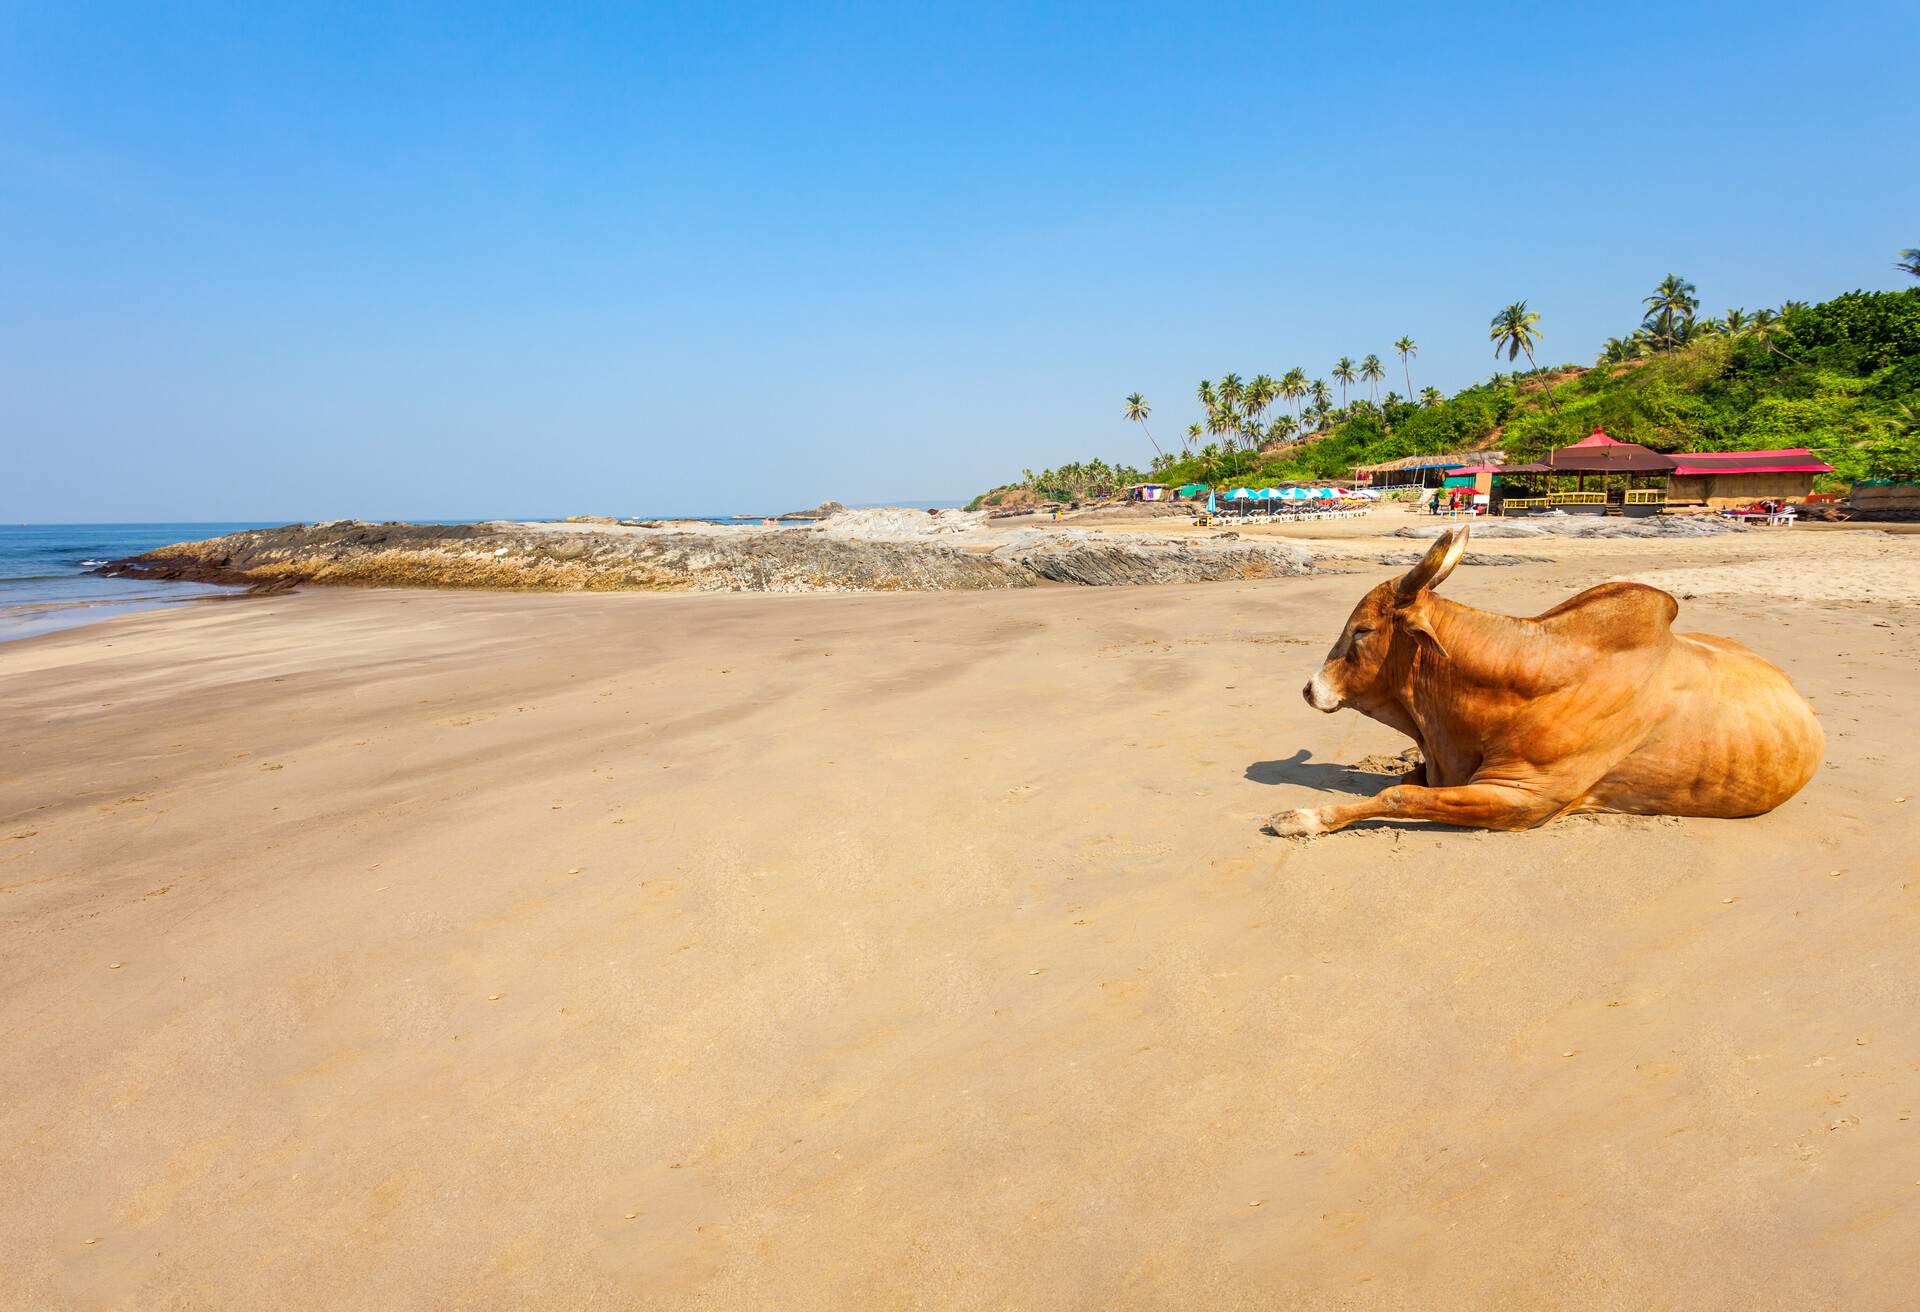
[977,287,1920,506]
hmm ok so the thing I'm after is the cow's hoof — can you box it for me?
[1264,808,1326,838]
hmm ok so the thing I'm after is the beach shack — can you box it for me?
[1496,429,1677,515]
[1351,447,1505,490]
[1124,482,1171,502]
[1439,464,1500,513]
[1663,449,1833,509]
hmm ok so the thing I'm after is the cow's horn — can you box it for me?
[1396,524,1471,599]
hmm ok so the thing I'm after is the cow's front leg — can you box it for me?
[1266,782,1564,837]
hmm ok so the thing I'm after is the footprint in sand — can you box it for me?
[1006,783,1041,800]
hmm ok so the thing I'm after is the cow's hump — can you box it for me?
[1532,581,1678,651]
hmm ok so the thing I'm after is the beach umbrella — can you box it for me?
[1176,483,1208,497]
[1256,488,1279,499]
[1280,486,1309,500]
[1205,489,1217,514]
[1229,487,1253,500]
[1310,486,1335,499]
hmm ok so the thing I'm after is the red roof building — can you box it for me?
[1667,448,1834,476]
[1666,448,1834,508]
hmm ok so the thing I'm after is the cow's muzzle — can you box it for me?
[1303,672,1342,713]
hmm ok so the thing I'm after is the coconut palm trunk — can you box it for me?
[1524,347,1559,413]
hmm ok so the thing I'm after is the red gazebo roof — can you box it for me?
[1547,430,1676,473]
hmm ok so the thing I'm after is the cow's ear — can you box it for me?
[1397,604,1449,658]
[1395,525,1471,600]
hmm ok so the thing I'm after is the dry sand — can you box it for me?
[3,528,1918,1308]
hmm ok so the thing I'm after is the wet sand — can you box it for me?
[3,535,1917,1308]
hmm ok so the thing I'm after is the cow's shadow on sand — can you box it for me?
[1243,748,1400,797]
[1245,747,1504,835]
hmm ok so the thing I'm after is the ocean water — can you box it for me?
[0,523,268,642]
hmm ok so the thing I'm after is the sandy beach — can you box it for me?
[4,522,1918,1308]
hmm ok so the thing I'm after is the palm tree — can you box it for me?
[1899,249,1920,279]
[1360,353,1385,404]
[1218,373,1244,414]
[1207,401,1238,453]
[1642,273,1699,352]
[1393,336,1418,398]
[1246,374,1276,424]
[1123,392,1162,457]
[1332,357,1356,407]
[1746,308,1801,363]
[1489,300,1558,413]
[1723,307,1749,333]
[1308,379,1331,429]
[1184,422,1203,455]
[1419,386,1444,407]
[1780,299,1808,315]
[1280,367,1308,421]
[1265,414,1297,445]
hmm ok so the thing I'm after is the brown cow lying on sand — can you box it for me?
[1267,525,1823,837]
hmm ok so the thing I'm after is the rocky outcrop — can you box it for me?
[101,519,1318,594]
[778,500,847,520]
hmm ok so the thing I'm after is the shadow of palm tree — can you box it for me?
[1244,748,1398,797]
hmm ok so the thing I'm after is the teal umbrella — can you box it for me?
[1205,489,1217,514]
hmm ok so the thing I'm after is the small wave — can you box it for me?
[79,559,108,567]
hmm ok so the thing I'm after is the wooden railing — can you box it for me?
[1500,497,1550,514]
[1624,489,1667,505]
[1547,491,1608,505]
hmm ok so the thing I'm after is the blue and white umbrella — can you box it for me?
[1228,487,1253,500]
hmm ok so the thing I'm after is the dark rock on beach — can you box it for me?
[1368,551,1539,567]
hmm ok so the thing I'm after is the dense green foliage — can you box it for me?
[1494,289,1920,482]
[986,286,1920,502]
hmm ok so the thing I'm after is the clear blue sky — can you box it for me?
[4,1,1914,521]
